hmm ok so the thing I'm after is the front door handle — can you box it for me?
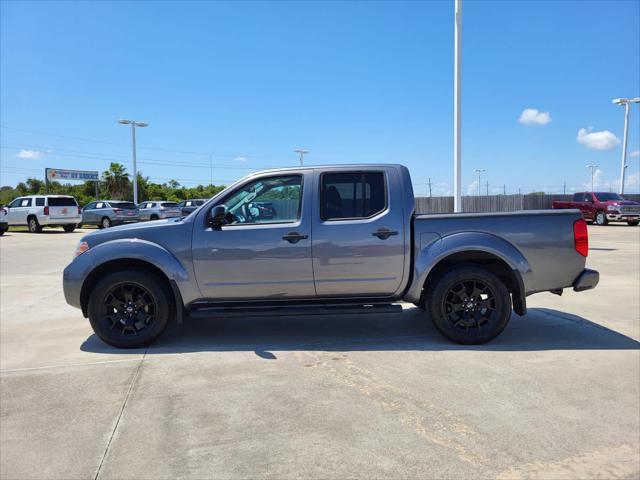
[282,232,309,244]
[372,228,398,240]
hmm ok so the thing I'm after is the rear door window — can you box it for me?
[320,172,386,220]
[36,198,45,206]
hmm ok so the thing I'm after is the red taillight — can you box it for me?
[113,208,122,214]
[43,206,49,215]
[574,218,588,257]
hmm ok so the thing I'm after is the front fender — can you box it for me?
[88,238,189,282]
[404,231,531,304]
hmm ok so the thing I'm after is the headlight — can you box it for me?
[607,205,618,211]
[74,241,90,258]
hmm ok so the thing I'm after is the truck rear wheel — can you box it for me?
[426,266,512,345]
[87,269,172,348]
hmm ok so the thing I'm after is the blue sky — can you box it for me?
[1,0,639,195]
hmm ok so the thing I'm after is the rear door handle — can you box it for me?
[282,232,309,244]
[372,228,398,240]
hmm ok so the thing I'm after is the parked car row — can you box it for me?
[1,195,210,232]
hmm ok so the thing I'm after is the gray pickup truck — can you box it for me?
[63,164,598,348]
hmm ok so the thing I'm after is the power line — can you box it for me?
[0,124,290,160]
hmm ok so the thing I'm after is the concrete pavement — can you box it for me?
[1,226,638,479]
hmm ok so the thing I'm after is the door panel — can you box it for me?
[312,168,406,297]
[192,171,315,300]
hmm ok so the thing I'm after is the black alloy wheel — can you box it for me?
[426,266,512,344]
[88,269,172,348]
[101,283,157,337]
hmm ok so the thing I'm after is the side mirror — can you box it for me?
[209,204,227,230]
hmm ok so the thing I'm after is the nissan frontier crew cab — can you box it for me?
[63,164,599,348]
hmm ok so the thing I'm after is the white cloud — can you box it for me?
[17,149,42,159]
[626,172,639,188]
[518,108,552,125]
[630,150,640,158]
[467,180,480,195]
[234,156,248,162]
[577,127,620,150]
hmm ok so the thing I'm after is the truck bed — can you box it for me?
[411,209,585,297]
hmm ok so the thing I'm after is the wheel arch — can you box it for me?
[406,232,530,315]
[79,240,190,321]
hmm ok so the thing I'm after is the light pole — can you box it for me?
[612,97,640,194]
[453,0,462,212]
[118,119,148,204]
[294,149,308,166]
[474,168,485,196]
[587,164,599,192]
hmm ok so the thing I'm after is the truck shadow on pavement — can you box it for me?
[80,307,640,357]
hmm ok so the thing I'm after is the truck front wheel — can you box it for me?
[426,266,512,345]
[87,269,173,348]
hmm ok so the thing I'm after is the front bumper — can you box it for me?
[573,268,599,292]
[607,213,639,221]
[63,251,95,312]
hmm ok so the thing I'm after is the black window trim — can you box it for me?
[209,173,305,228]
[319,170,388,222]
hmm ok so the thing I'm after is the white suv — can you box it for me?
[5,195,81,233]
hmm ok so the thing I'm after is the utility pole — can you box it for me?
[294,149,309,166]
[563,181,566,195]
[474,168,485,196]
[612,97,640,194]
[503,184,506,195]
[427,177,432,198]
[453,0,462,212]
[209,154,213,186]
[486,181,489,196]
[587,164,599,191]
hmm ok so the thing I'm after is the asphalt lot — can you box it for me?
[1,225,639,479]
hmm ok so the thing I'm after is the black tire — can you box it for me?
[88,269,173,348]
[101,217,112,229]
[0,226,6,236]
[28,216,42,233]
[627,219,639,226]
[63,224,76,233]
[426,266,512,345]
[594,211,608,226]
[150,214,159,221]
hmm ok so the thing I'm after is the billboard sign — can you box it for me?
[46,168,99,182]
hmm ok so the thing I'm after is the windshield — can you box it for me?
[110,202,137,209]
[48,197,78,207]
[595,193,624,201]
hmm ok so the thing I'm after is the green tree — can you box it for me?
[102,163,131,200]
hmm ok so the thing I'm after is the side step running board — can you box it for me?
[188,303,403,319]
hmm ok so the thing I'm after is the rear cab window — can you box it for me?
[320,171,386,220]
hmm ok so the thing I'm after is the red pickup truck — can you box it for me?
[553,192,640,226]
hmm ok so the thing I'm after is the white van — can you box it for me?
[5,195,81,232]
